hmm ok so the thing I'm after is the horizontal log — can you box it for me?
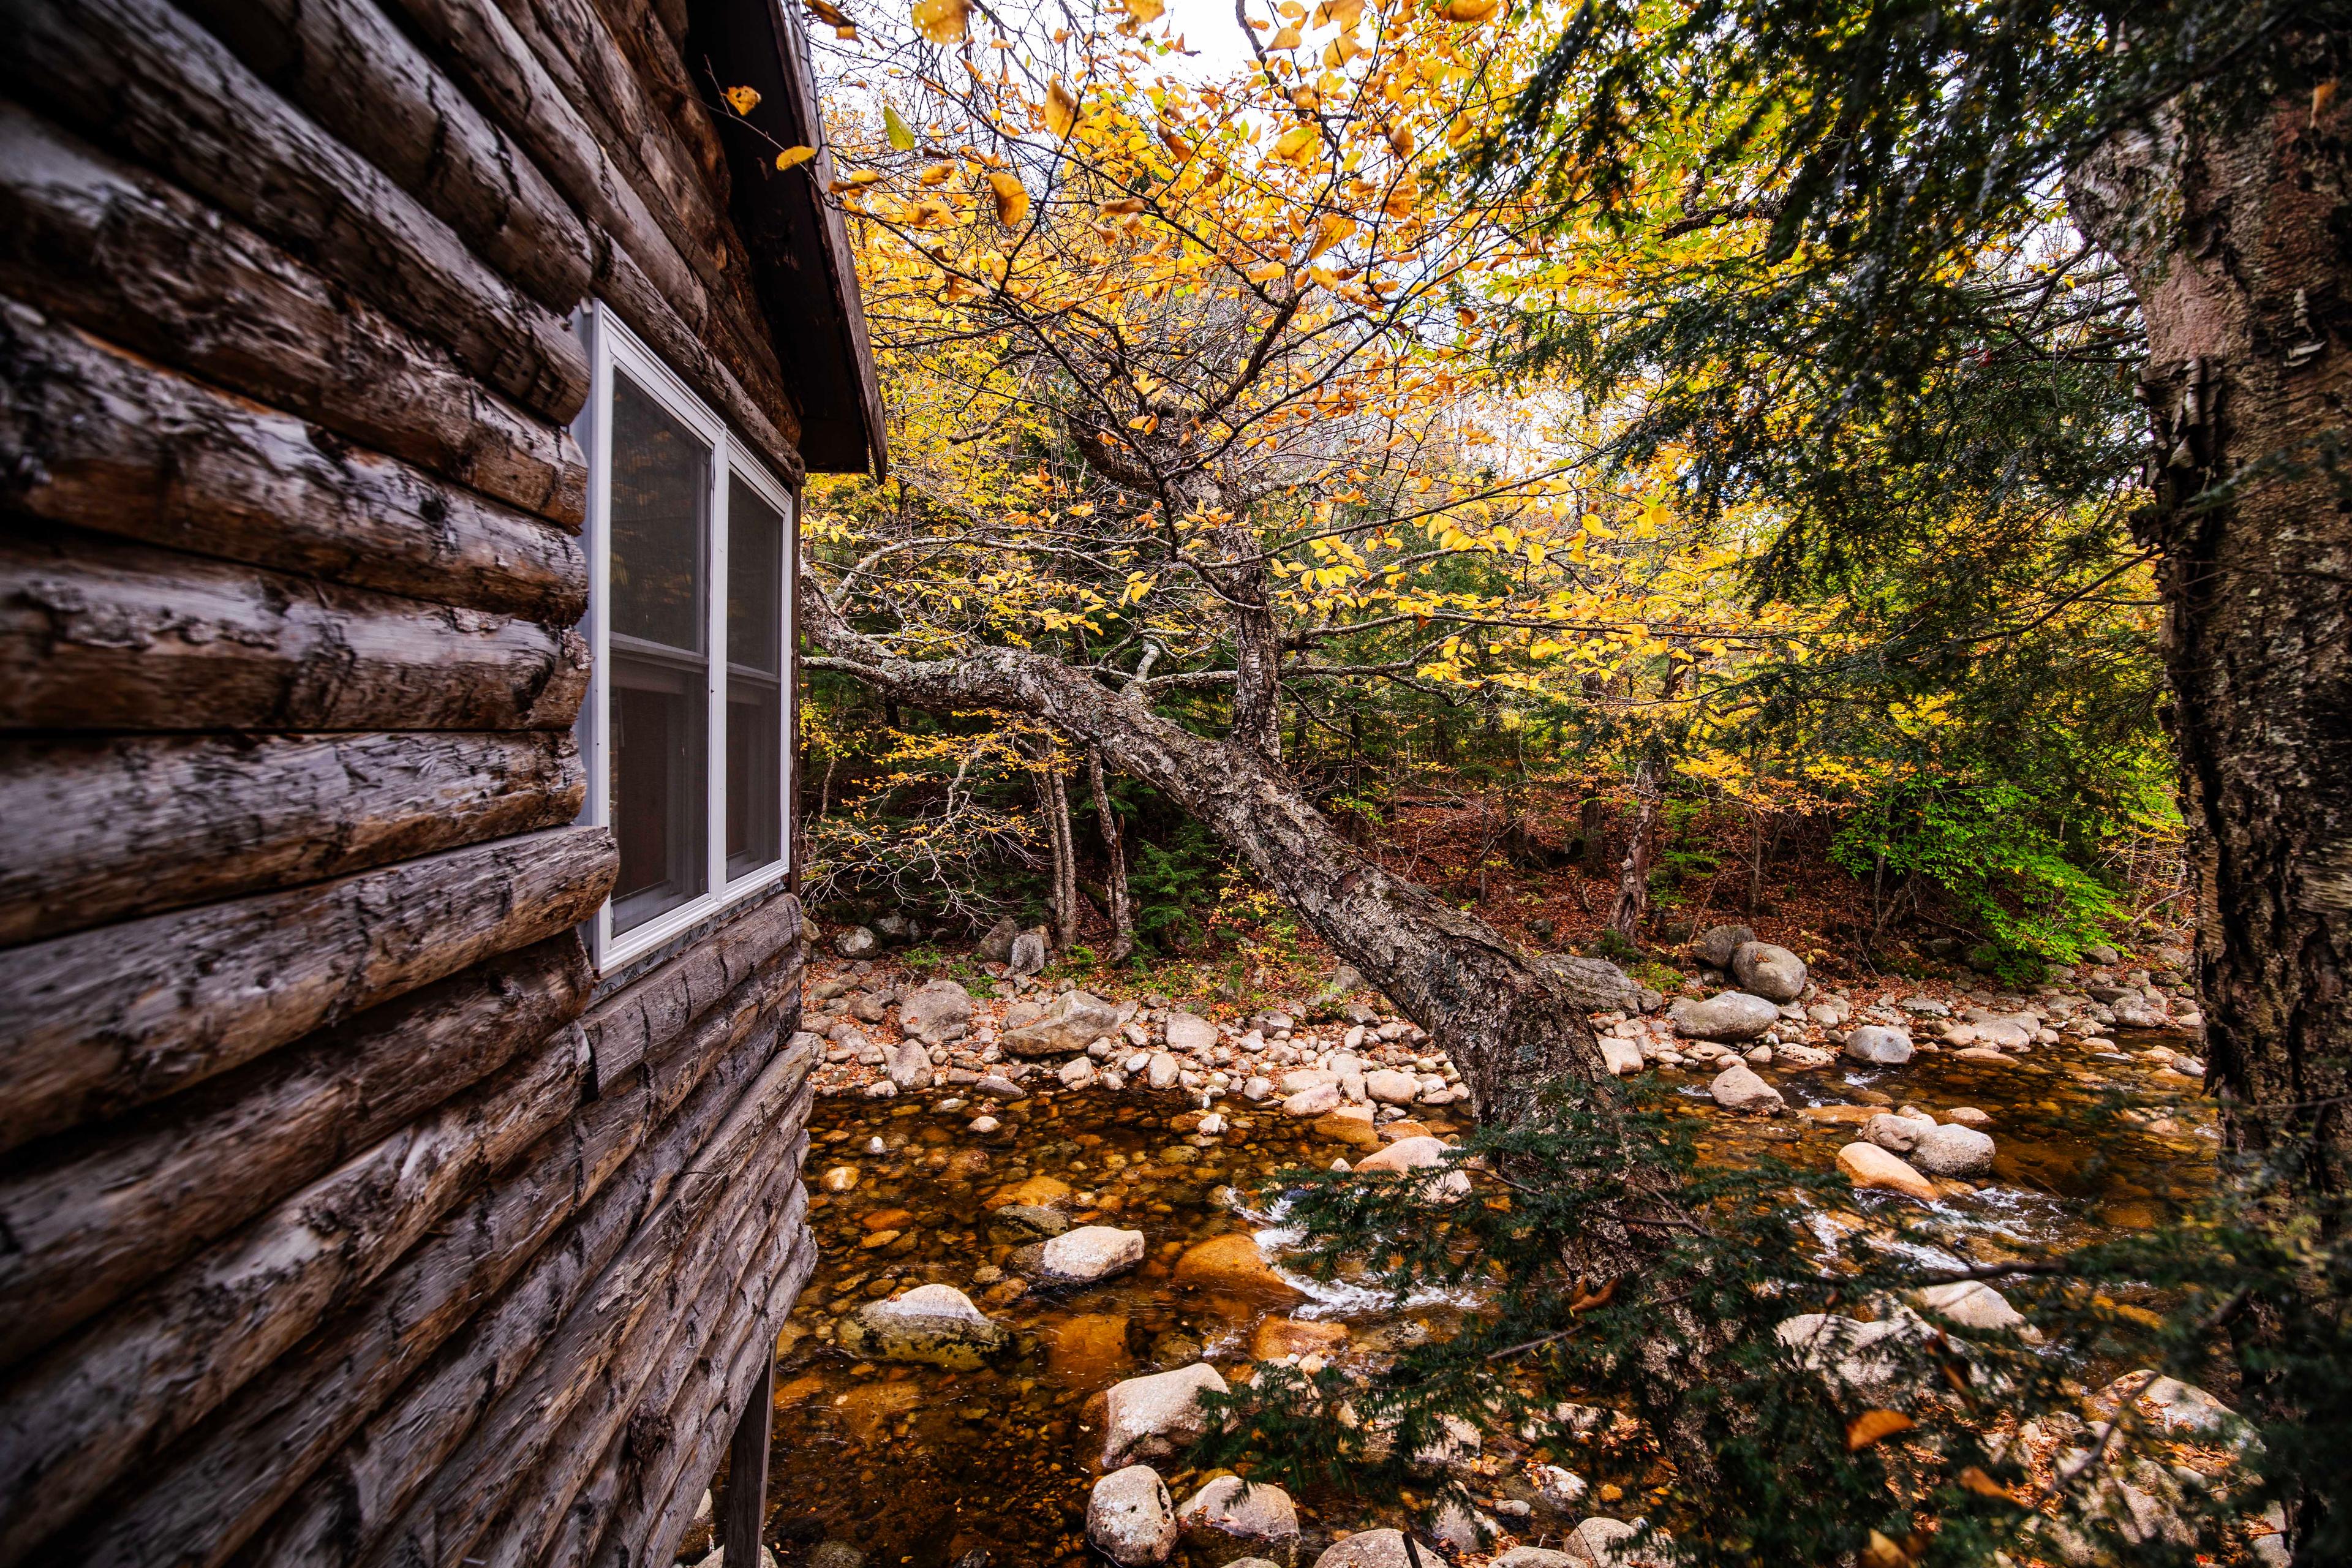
[346,1047,813,1568]
[0,938,591,1368]
[0,824,614,1155]
[588,0,731,198]
[0,297,587,620]
[0,1022,587,1562]
[0,729,582,948]
[485,1158,807,1568]
[0,102,586,526]
[0,525,590,734]
[241,1031,809,1568]
[582,892,802,1090]
[0,0,589,422]
[177,0,593,317]
[383,0,805,484]
[77,1000,809,1568]
[581,1216,815,1568]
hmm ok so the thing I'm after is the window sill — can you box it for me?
[600,860,792,976]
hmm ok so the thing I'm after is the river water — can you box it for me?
[756,1030,2215,1566]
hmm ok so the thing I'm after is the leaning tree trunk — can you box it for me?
[801,589,1616,1124]
[2071,82,2352,1557]
[2070,90,2352,1219]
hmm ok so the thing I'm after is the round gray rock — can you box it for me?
[832,925,880,959]
[1692,922,1756,969]
[899,978,974,1038]
[1166,1011,1219,1053]
[1006,927,1050,978]
[1087,1465,1177,1566]
[1709,1061,1785,1114]
[1668,991,1780,1042]
[1842,1025,1916,1065]
[1311,1530,1413,1568]
[1909,1121,1996,1176]
[1732,941,1808,1002]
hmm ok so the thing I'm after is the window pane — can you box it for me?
[726,676,782,876]
[727,476,783,674]
[611,653,707,932]
[611,374,707,653]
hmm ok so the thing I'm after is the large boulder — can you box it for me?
[883,1038,932,1091]
[1599,1036,1645,1076]
[1174,1233,1308,1304]
[1732,941,1807,1002]
[1311,1531,1413,1568]
[1166,1011,1219,1053]
[1909,1121,1996,1177]
[1709,1061,1785,1114]
[1102,1363,1229,1468]
[899,978,973,1039]
[1000,989,1121,1056]
[1019,1225,1145,1284]
[1541,954,1646,1013]
[1087,1466,1177,1567]
[837,1284,1005,1368]
[1836,1142,1939,1202]
[1177,1476,1301,1566]
[1692,922,1756,969]
[1363,1069,1420,1105]
[832,924,880,959]
[1668,991,1779,1042]
[1006,927,1050,978]
[1842,1025,1915,1066]
[975,914,1020,963]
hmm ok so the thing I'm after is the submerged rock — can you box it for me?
[1173,1232,1308,1303]
[1087,1466,1177,1566]
[1019,1225,1145,1284]
[838,1284,1005,1368]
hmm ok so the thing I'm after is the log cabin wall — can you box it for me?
[0,0,875,1559]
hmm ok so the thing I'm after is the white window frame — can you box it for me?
[576,302,794,971]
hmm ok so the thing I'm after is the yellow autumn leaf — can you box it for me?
[775,145,817,171]
[1844,1409,1915,1451]
[988,172,1030,225]
[1125,0,1164,22]
[1245,260,1287,283]
[1270,23,1303,47]
[1102,197,1147,215]
[723,85,761,115]
[806,0,853,28]
[1273,124,1317,162]
[911,0,968,42]
[1045,79,1080,137]
[1438,0,1501,21]
[1306,212,1357,260]
[1383,173,1420,217]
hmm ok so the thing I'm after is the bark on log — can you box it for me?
[0,104,586,526]
[381,0,804,483]
[0,938,592,1369]
[0,298,587,622]
[315,1046,813,1568]
[0,1023,589,1562]
[0,825,614,1154]
[0,526,590,734]
[571,1224,814,1568]
[802,579,1611,1121]
[0,0,589,423]
[0,729,582,948]
[76,978,807,1568]
[175,0,594,317]
[580,892,802,1091]
[477,1163,806,1568]
[587,0,731,195]
[2070,96,2352,1250]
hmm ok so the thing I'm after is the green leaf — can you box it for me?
[884,104,916,151]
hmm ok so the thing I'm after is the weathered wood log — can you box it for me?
[581,891,802,1090]
[176,0,593,317]
[0,0,589,423]
[382,0,805,484]
[722,1347,778,1567]
[0,104,586,526]
[0,729,582,948]
[610,1229,814,1568]
[268,1044,811,1568]
[478,1160,806,1568]
[587,0,730,195]
[0,526,590,735]
[77,992,809,1568]
[0,298,586,621]
[0,824,614,1154]
[0,938,591,1368]
[0,1023,587,1562]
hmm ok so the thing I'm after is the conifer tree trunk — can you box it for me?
[1087,746,1135,963]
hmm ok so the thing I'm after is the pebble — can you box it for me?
[967,1115,1000,1133]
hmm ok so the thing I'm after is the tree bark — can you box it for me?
[1607,757,1661,943]
[0,0,589,423]
[1089,745,1136,962]
[2071,92,2352,1215]
[1033,746,1081,952]
[0,103,587,526]
[0,298,587,622]
[0,824,614,1153]
[803,582,1613,1121]
[2071,85,2352,1555]
[0,730,583,948]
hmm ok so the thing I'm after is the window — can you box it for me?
[577,306,793,966]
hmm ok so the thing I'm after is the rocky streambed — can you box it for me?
[723,927,2232,1568]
